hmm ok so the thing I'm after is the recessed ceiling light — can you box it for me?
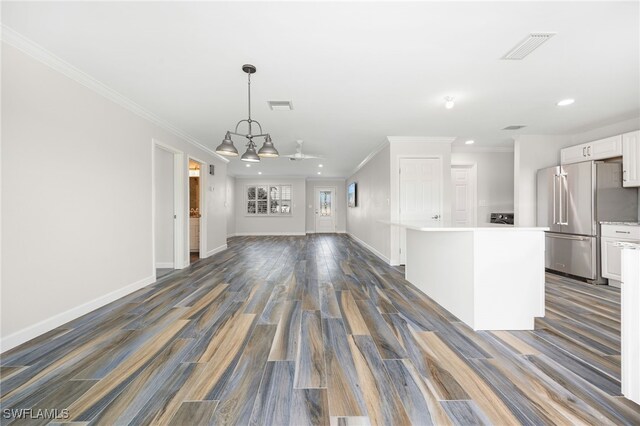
[318,164,323,168]
[465,140,475,145]
[317,171,321,175]
[258,171,262,175]
[246,164,251,168]
[267,101,294,111]
[557,98,575,106]
[444,96,455,109]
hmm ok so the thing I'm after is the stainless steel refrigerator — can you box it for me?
[537,161,638,283]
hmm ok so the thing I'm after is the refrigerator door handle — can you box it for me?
[548,233,589,241]
[559,174,569,225]
[552,174,558,224]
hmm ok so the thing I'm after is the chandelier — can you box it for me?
[215,64,279,162]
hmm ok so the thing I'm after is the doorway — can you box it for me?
[188,160,202,263]
[451,164,477,226]
[399,157,443,264]
[152,140,186,279]
[315,187,336,233]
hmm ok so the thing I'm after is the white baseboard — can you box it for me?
[227,233,237,238]
[205,243,228,257]
[0,274,156,353]
[347,233,391,264]
[155,262,174,269]
[306,230,347,234]
[233,232,306,236]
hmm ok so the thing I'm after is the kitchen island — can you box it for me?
[387,221,548,330]
[620,242,640,405]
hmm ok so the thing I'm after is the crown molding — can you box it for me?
[234,175,308,180]
[1,24,229,164]
[452,145,514,153]
[305,177,346,182]
[350,140,389,177]
[387,136,456,144]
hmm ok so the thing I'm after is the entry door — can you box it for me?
[399,158,442,264]
[315,187,336,233]
[451,166,476,226]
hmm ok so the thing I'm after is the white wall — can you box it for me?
[226,175,236,237]
[451,150,515,224]
[389,137,454,265]
[346,144,391,262]
[1,43,228,349]
[154,147,174,266]
[513,135,573,226]
[305,179,346,233]
[571,117,640,145]
[234,177,306,235]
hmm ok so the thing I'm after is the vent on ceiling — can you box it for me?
[502,125,527,130]
[267,100,294,111]
[502,33,555,60]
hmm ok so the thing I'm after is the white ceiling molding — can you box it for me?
[387,136,456,144]
[350,140,389,177]
[1,24,229,164]
[234,175,308,180]
[305,177,346,182]
[452,146,514,153]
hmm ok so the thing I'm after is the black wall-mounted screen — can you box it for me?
[347,182,357,207]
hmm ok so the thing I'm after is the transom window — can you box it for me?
[246,184,292,216]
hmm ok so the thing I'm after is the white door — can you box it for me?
[451,166,476,226]
[399,158,442,264]
[315,187,336,233]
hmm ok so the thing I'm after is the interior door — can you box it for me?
[399,158,442,264]
[451,166,476,226]
[315,187,336,233]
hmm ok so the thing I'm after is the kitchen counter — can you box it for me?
[600,221,640,226]
[384,220,546,330]
[383,220,547,232]
[620,242,640,405]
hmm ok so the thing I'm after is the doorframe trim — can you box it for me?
[314,186,337,233]
[451,162,478,227]
[152,138,187,276]
[187,155,208,263]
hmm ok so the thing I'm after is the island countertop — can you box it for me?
[381,220,549,232]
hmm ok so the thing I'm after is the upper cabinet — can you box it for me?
[561,135,622,165]
[623,130,640,187]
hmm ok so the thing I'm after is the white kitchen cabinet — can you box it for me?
[561,144,589,164]
[601,224,640,284]
[623,130,640,187]
[561,135,623,165]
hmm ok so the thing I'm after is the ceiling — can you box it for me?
[3,1,639,177]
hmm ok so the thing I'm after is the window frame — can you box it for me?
[245,183,293,217]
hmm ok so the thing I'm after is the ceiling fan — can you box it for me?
[283,140,324,161]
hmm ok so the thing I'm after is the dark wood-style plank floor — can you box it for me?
[1,234,639,425]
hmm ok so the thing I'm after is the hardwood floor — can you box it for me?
[1,234,639,425]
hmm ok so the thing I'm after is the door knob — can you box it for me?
[432,214,440,219]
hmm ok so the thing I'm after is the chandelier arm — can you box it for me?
[251,120,264,135]
[234,119,249,133]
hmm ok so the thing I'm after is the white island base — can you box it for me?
[405,226,546,330]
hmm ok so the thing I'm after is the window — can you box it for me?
[246,184,292,216]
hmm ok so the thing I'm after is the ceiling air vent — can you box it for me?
[503,125,527,130]
[267,100,294,111]
[502,33,555,60]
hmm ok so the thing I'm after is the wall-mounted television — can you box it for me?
[347,182,358,207]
